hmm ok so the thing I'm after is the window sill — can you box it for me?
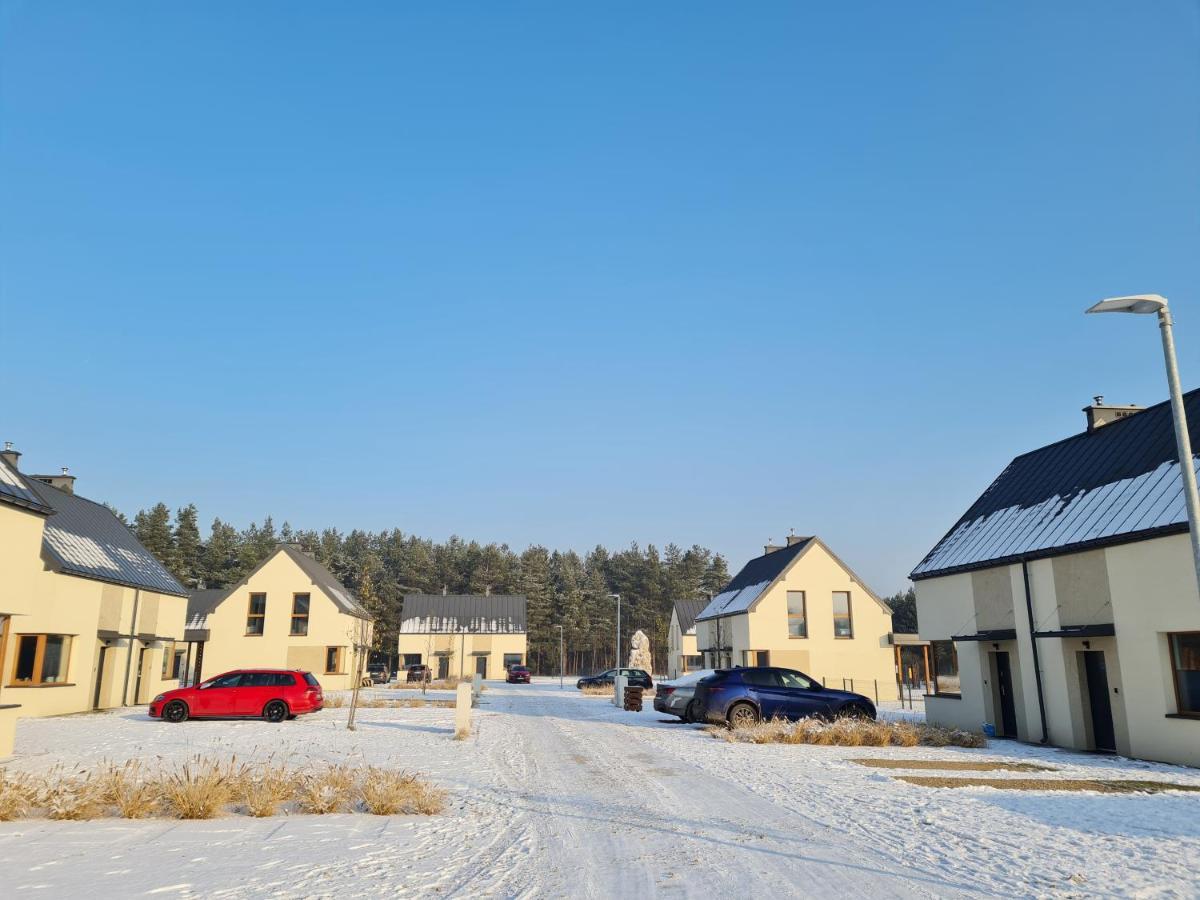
[244,633,264,638]
[6,682,77,689]
[924,693,961,700]
[834,636,854,640]
[1165,713,1200,721]
[788,635,809,640]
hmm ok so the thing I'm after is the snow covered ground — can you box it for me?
[1,679,1198,898]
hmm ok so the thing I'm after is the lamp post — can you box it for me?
[555,624,564,689]
[1087,294,1200,596]
[609,593,621,668]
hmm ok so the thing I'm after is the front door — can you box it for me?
[994,652,1018,738]
[1082,651,1116,752]
[93,645,108,710]
[475,656,488,679]
[132,646,147,704]
[437,656,450,680]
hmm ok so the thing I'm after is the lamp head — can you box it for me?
[1086,294,1168,315]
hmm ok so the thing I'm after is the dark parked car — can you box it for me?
[150,669,323,723]
[576,668,653,690]
[506,665,532,684]
[366,663,390,685]
[693,667,875,727]
[406,663,431,683]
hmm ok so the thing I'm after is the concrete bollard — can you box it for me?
[612,675,627,708]
[455,682,473,739]
[472,673,482,699]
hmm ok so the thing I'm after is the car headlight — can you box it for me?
[153,694,165,702]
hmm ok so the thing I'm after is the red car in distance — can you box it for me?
[149,669,324,723]
[506,665,532,684]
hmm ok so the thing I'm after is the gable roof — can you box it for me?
[0,455,54,515]
[911,389,1200,580]
[25,478,187,596]
[186,589,226,632]
[695,539,813,621]
[204,545,371,619]
[400,594,527,634]
[672,597,709,634]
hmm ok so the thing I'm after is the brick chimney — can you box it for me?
[1084,395,1143,432]
[32,467,76,495]
[0,441,20,470]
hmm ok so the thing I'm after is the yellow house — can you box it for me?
[694,536,898,701]
[0,445,189,757]
[667,598,706,679]
[912,395,1200,767]
[184,545,372,692]
[398,594,526,680]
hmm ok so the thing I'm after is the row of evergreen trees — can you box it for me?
[128,503,733,675]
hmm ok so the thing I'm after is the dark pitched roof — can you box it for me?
[672,598,709,634]
[186,589,226,631]
[0,455,54,515]
[198,546,371,620]
[24,479,187,596]
[911,389,1200,580]
[695,539,813,621]
[399,594,527,634]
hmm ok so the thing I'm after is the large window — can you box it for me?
[787,591,808,638]
[246,593,266,635]
[931,640,961,697]
[832,592,853,638]
[1169,632,1200,716]
[291,593,310,636]
[160,641,184,680]
[10,634,72,685]
[325,646,344,674]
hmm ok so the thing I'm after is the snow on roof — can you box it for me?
[695,539,812,622]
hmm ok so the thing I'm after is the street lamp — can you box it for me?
[554,624,564,689]
[608,593,621,668]
[1086,294,1200,596]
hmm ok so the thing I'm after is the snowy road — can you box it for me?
[1,680,1198,898]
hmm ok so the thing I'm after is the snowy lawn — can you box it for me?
[0,680,1197,898]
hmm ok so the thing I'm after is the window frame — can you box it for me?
[930,639,962,698]
[1168,631,1200,718]
[245,593,267,636]
[9,633,73,686]
[325,646,344,675]
[832,591,853,639]
[290,593,310,637]
[786,590,808,639]
[160,640,177,679]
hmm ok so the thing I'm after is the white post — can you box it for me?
[472,672,482,700]
[613,674,627,708]
[455,682,473,738]
[1157,306,1200,597]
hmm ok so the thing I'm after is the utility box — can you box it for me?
[612,675,627,707]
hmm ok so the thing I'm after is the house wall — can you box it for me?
[197,552,372,692]
[914,533,1200,766]
[397,632,527,680]
[697,542,897,700]
[667,609,700,679]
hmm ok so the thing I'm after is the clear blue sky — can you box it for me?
[2,2,1198,593]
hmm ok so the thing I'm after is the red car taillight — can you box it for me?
[660,686,676,696]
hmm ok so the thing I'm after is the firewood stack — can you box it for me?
[623,685,644,712]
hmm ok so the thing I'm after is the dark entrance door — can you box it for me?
[994,651,1018,738]
[437,656,450,680]
[133,646,147,704]
[93,645,108,709]
[1082,651,1116,752]
[475,656,488,678]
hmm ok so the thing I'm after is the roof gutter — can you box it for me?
[1021,560,1049,744]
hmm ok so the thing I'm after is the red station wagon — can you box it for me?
[149,669,324,723]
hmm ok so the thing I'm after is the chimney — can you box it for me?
[32,466,76,495]
[1084,395,1143,432]
[1,442,20,470]
[764,539,784,555]
[786,534,808,546]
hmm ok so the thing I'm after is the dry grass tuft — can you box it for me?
[896,776,1200,793]
[580,685,614,697]
[239,764,298,818]
[160,757,243,819]
[855,759,1056,772]
[324,694,455,710]
[359,768,446,816]
[708,717,989,749]
[0,770,39,821]
[296,764,357,815]
[890,723,921,747]
[43,771,107,821]
[102,762,160,818]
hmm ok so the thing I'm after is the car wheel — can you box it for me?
[727,701,759,728]
[263,700,288,723]
[684,699,699,723]
[162,700,188,723]
[839,703,873,720]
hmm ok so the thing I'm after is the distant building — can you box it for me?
[0,444,188,757]
[694,536,897,699]
[668,598,707,679]
[398,594,527,680]
[185,545,372,692]
[912,394,1200,766]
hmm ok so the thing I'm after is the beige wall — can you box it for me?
[914,533,1200,767]
[397,632,526,680]
[197,551,372,692]
[697,541,898,700]
[667,608,700,679]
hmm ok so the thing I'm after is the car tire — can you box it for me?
[684,699,699,723]
[727,701,759,728]
[263,700,288,723]
[162,700,188,723]
[839,703,873,720]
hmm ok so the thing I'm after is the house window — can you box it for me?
[684,655,702,670]
[325,646,343,674]
[1169,632,1200,716]
[291,594,310,636]
[10,634,72,685]
[246,593,266,635]
[832,592,853,638]
[931,640,961,697]
[160,641,177,679]
[787,591,808,638]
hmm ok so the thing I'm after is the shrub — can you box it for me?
[43,769,106,821]
[160,758,242,820]
[296,764,356,815]
[240,765,298,818]
[0,770,38,821]
[710,717,988,749]
[103,762,159,819]
[359,768,446,816]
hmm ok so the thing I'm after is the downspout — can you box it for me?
[121,589,142,707]
[1021,560,1049,744]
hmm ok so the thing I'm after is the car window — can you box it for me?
[303,673,321,688]
[271,673,297,687]
[207,673,243,688]
[777,670,815,690]
[239,672,273,687]
[742,669,781,688]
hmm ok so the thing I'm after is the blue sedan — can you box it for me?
[693,667,875,726]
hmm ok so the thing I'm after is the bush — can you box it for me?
[239,765,298,818]
[103,762,159,819]
[296,764,356,815]
[709,717,988,749]
[160,758,243,820]
[0,770,38,821]
[359,768,446,816]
